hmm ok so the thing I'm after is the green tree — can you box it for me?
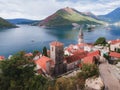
[94,37,107,46]
[116,48,120,53]
[42,46,48,56]
[0,51,48,90]
[54,77,75,90]
[25,75,49,90]
[33,50,40,57]
[78,64,99,79]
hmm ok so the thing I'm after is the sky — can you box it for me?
[0,0,120,20]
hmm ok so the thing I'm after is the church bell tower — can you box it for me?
[78,28,84,44]
[50,41,66,75]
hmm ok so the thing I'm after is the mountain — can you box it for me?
[0,17,16,28]
[39,7,105,27]
[81,12,99,20]
[71,9,99,20]
[7,18,40,25]
[98,7,120,23]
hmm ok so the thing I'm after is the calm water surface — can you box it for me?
[0,25,120,57]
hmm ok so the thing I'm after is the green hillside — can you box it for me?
[0,17,16,28]
[39,7,106,27]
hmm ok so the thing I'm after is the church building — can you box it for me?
[78,28,84,44]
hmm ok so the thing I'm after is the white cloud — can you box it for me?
[0,0,119,19]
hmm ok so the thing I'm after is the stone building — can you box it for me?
[34,56,53,75]
[108,39,120,51]
[50,41,66,75]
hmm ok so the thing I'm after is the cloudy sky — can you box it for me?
[0,0,120,20]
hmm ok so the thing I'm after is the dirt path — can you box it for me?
[99,62,120,90]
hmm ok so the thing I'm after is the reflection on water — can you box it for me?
[0,25,120,57]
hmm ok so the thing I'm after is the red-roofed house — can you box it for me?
[50,41,63,47]
[34,56,54,74]
[108,39,120,51]
[65,51,87,71]
[25,53,33,57]
[64,43,93,56]
[87,50,100,57]
[72,49,85,55]
[82,56,96,64]
[81,50,100,64]
[0,56,5,61]
[109,52,120,60]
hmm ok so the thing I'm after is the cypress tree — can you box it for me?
[42,46,48,56]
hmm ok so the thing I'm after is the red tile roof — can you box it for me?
[83,56,95,64]
[87,50,100,57]
[65,43,93,54]
[34,56,51,71]
[109,52,120,58]
[0,56,5,61]
[65,51,87,63]
[25,53,33,57]
[109,39,120,44]
[77,43,88,47]
[81,50,100,64]
[50,41,63,46]
[65,46,85,54]
[72,49,85,55]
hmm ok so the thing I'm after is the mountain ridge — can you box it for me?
[7,18,40,25]
[98,7,120,23]
[39,7,106,27]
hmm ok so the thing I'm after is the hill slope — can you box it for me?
[98,7,120,23]
[7,18,40,25]
[39,7,105,27]
[81,12,99,20]
[0,17,16,28]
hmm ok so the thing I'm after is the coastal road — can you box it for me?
[99,62,120,90]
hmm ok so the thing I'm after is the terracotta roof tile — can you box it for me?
[87,50,100,57]
[83,56,95,64]
[109,52,120,58]
[50,41,63,46]
[72,49,85,55]
[65,51,87,63]
[77,43,87,47]
[109,39,120,44]
[34,56,51,71]
[0,56,5,61]
[65,43,93,54]
[25,53,33,57]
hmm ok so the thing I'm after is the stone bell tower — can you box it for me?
[50,41,66,75]
[78,28,84,44]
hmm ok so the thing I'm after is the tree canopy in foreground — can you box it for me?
[0,51,48,90]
